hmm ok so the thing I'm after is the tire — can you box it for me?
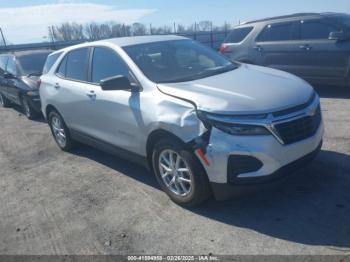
[21,96,39,120]
[48,110,74,151]
[0,92,11,107]
[152,138,211,206]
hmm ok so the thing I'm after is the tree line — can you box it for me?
[48,21,234,42]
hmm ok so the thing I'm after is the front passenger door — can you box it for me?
[84,46,143,154]
[5,56,21,104]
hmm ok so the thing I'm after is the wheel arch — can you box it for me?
[45,104,60,122]
[146,129,189,171]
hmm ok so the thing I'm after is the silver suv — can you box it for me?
[220,13,350,87]
[40,35,323,206]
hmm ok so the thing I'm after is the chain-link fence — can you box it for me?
[0,29,230,53]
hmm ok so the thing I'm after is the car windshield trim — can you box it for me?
[17,53,50,76]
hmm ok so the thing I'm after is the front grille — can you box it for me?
[274,105,321,145]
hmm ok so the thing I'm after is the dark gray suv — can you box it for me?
[220,13,350,87]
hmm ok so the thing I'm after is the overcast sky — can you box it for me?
[0,0,349,44]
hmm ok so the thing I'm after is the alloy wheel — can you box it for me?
[51,116,66,147]
[158,149,193,197]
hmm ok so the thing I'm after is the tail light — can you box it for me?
[219,43,229,54]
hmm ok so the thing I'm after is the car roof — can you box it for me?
[102,35,188,46]
[50,35,188,56]
[241,12,345,25]
[0,49,52,58]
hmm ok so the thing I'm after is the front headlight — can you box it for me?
[212,122,270,136]
[197,111,270,136]
[26,90,39,96]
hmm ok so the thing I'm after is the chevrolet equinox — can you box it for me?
[40,35,324,206]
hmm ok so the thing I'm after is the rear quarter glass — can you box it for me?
[43,52,62,74]
[225,27,254,43]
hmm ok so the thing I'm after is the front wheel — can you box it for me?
[48,110,74,151]
[152,138,211,206]
[22,96,39,119]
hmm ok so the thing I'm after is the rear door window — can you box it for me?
[225,27,253,43]
[91,47,130,83]
[65,48,90,81]
[57,55,67,78]
[257,22,297,42]
[300,20,339,40]
[43,52,62,74]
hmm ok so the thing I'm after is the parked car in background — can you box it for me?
[220,13,350,87]
[0,50,52,119]
[40,35,323,206]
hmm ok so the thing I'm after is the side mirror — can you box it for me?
[4,72,14,79]
[100,75,139,92]
[329,31,346,41]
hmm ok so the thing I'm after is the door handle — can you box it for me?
[54,83,60,89]
[86,91,96,99]
[299,45,311,51]
[254,45,263,52]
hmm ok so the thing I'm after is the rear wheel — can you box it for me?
[48,110,74,151]
[0,93,11,107]
[22,96,39,119]
[152,138,211,206]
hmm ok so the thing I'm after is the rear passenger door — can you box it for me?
[53,47,93,133]
[254,21,301,75]
[294,19,348,79]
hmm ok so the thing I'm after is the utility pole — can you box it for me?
[123,24,126,36]
[210,21,213,48]
[0,27,7,49]
[173,22,176,34]
[194,22,197,40]
[149,24,152,35]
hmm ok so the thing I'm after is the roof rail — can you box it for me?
[241,13,323,25]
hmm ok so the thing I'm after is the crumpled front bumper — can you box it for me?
[197,120,324,200]
[27,95,42,113]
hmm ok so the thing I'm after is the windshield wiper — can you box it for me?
[158,64,238,83]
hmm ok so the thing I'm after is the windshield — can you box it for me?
[123,40,238,83]
[17,52,51,76]
[331,14,350,29]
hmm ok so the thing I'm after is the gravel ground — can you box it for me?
[0,86,349,255]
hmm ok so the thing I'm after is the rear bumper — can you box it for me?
[210,140,322,200]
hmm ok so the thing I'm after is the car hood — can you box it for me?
[21,75,41,90]
[157,64,314,114]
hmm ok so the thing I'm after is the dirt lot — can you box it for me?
[0,86,349,255]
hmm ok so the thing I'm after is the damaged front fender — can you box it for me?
[147,95,208,143]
